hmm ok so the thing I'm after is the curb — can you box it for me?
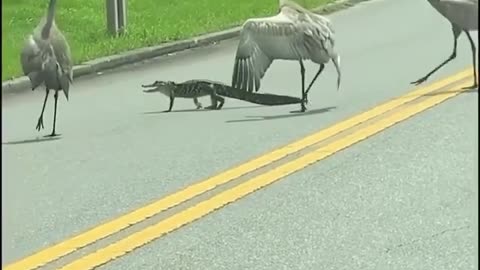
[2,0,369,95]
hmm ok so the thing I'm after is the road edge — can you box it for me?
[1,0,370,95]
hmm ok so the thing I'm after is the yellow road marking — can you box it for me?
[59,79,471,270]
[3,69,471,270]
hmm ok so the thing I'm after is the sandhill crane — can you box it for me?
[231,0,341,112]
[20,0,73,137]
[412,0,478,88]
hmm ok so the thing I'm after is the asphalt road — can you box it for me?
[100,78,478,270]
[2,0,478,268]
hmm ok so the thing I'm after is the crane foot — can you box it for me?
[44,133,61,138]
[299,95,308,112]
[411,76,428,86]
[300,104,307,113]
[36,117,44,131]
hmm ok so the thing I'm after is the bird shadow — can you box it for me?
[422,86,478,96]
[142,105,265,114]
[226,106,337,123]
[2,135,62,146]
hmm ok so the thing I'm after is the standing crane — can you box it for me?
[20,0,73,137]
[412,0,478,89]
[231,0,341,112]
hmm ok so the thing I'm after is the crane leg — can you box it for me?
[299,60,307,112]
[411,25,461,86]
[46,90,60,137]
[36,88,50,131]
[464,31,478,89]
[305,64,326,96]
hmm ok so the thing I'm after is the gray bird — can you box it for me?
[231,0,341,112]
[412,0,478,89]
[20,0,73,137]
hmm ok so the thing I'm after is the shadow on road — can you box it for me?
[423,87,478,96]
[2,136,61,145]
[225,106,337,123]
[142,105,265,114]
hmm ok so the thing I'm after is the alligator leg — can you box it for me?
[164,95,174,112]
[214,94,225,110]
[193,97,203,109]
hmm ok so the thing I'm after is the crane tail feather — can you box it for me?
[27,72,44,90]
[59,74,70,100]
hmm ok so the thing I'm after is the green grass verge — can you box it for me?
[2,0,335,81]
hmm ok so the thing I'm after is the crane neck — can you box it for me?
[41,0,57,39]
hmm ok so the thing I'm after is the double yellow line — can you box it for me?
[5,69,474,270]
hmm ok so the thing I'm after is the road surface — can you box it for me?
[100,79,478,270]
[2,0,477,269]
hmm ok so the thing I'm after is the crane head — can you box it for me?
[278,0,309,14]
[279,0,307,8]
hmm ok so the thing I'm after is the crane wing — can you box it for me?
[20,36,45,90]
[47,24,73,98]
[20,37,40,75]
[232,11,336,93]
[232,19,275,93]
[434,0,478,30]
[50,26,74,84]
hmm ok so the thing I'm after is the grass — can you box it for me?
[2,0,335,81]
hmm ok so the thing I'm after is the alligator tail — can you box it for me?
[213,83,303,106]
